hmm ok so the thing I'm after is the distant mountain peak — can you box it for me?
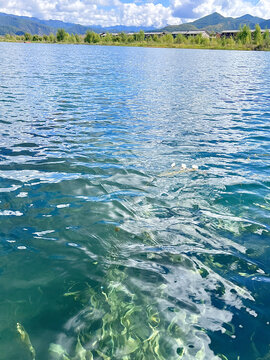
[162,11,268,33]
[237,14,265,22]
[207,12,224,18]
[239,14,252,18]
[0,11,269,36]
[0,12,155,35]
[198,12,225,20]
[238,14,256,19]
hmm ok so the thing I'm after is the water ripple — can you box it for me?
[0,43,270,360]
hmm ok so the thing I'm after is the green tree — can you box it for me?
[24,33,32,41]
[194,34,203,44]
[84,31,100,43]
[189,36,195,44]
[237,24,252,45]
[162,33,173,44]
[69,34,76,43]
[32,34,39,41]
[175,33,185,44]
[221,36,226,47]
[210,37,218,47]
[201,37,210,46]
[119,32,128,43]
[43,34,48,42]
[75,34,81,43]
[263,28,270,48]
[56,28,68,42]
[134,30,144,42]
[102,32,112,43]
[112,35,120,42]
[263,28,270,40]
[127,34,134,43]
[152,34,158,42]
[48,33,56,42]
[10,34,16,41]
[254,24,262,45]
[227,36,235,48]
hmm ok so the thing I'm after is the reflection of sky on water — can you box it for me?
[0,43,270,360]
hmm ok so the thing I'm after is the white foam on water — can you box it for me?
[56,204,70,208]
[16,192,28,198]
[0,210,23,216]
[34,230,55,236]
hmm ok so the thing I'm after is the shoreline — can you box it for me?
[1,39,270,51]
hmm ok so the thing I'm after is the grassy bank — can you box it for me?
[1,26,270,51]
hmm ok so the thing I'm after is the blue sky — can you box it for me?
[0,0,268,27]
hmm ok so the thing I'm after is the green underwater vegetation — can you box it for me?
[16,264,238,359]
[15,191,269,360]
[16,251,269,360]
[17,322,36,360]
[14,164,270,360]
[52,266,210,360]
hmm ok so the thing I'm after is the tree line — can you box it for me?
[1,24,270,50]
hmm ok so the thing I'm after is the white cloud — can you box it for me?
[172,0,270,20]
[0,0,269,27]
[118,3,181,27]
[0,0,182,27]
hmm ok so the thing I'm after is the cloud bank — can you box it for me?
[0,0,269,27]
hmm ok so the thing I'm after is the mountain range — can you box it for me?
[0,11,270,36]
[162,12,270,32]
[0,12,154,35]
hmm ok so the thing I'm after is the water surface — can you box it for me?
[0,43,270,360]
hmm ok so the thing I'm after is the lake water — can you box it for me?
[0,42,270,360]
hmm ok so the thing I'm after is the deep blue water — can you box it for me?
[0,42,270,360]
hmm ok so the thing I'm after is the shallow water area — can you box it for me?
[0,43,270,360]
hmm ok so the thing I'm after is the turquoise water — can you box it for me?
[0,42,270,360]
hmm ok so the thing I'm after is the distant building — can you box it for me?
[144,32,166,38]
[99,32,120,37]
[171,30,210,39]
[144,30,210,39]
[220,30,240,38]
[221,29,270,38]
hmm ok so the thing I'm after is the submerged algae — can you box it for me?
[17,322,36,360]
[15,258,259,360]
[48,266,227,360]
